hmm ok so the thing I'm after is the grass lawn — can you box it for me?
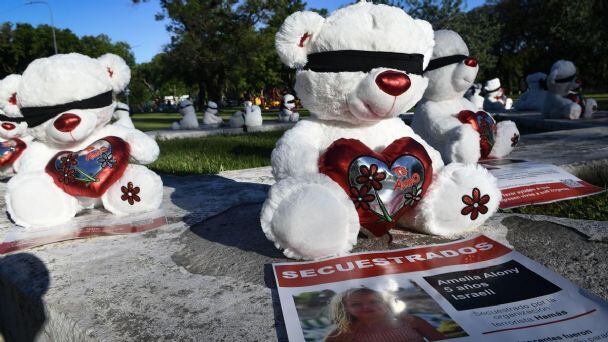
[149,130,283,175]
[502,191,608,221]
[132,108,310,132]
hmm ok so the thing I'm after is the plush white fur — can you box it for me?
[483,78,513,111]
[412,30,519,164]
[0,74,33,174]
[229,101,263,128]
[0,74,23,117]
[513,73,548,111]
[262,6,500,260]
[202,101,223,125]
[172,99,200,130]
[542,60,597,120]
[113,102,135,129]
[6,53,163,229]
[278,94,300,122]
[464,83,484,109]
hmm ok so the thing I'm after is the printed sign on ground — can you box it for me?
[273,235,608,342]
[480,159,604,209]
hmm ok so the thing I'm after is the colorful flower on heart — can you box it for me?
[349,186,375,210]
[121,181,141,205]
[404,185,422,206]
[511,133,520,147]
[356,164,386,190]
[58,168,76,184]
[97,152,116,169]
[461,187,490,220]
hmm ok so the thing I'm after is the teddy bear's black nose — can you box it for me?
[53,113,81,132]
[375,71,411,96]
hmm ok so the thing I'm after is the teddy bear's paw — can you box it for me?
[260,174,360,260]
[489,120,519,158]
[412,163,501,236]
[101,164,163,216]
[6,172,79,229]
[446,124,481,164]
[566,102,582,120]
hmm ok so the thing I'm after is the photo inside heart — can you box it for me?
[457,110,497,158]
[319,137,433,237]
[0,138,26,168]
[45,136,130,197]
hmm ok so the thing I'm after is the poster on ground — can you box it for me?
[273,235,608,342]
[480,159,604,209]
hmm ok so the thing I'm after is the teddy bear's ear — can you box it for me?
[275,11,325,69]
[0,74,22,118]
[414,19,435,69]
[97,53,131,93]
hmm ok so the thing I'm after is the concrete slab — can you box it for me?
[509,127,608,185]
[496,111,608,133]
[147,120,294,140]
[1,135,607,341]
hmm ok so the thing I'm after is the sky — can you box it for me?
[0,0,485,64]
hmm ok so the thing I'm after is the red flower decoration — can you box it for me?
[511,133,520,147]
[461,188,490,220]
[58,168,76,184]
[59,153,78,170]
[120,181,141,205]
[356,164,386,190]
[349,186,375,210]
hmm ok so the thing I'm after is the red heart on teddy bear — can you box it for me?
[45,136,130,197]
[319,137,433,237]
[0,138,26,168]
[457,110,497,158]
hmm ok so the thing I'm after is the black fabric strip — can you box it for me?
[555,74,576,83]
[179,103,193,110]
[483,87,500,94]
[303,50,424,75]
[0,114,20,122]
[20,90,113,127]
[425,54,468,72]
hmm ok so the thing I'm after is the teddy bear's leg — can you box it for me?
[583,99,598,119]
[6,172,79,228]
[489,120,519,159]
[260,173,360,260]
[101,164,163,216]
[400,163,501,236]
[444,125,481,164]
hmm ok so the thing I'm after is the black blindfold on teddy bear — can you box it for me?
[4,90,114,127]
[425,54,469,71]
[303,50,424,75]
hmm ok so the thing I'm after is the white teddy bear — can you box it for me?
[260,4,501,260]
[482,78,513,111]
[202,101,223,126]
[464,83,484,110]
[542,60,597,120]
[278,94,300,122]
[5,53,163,229]
[113,102,135,129]
[171,99,199,130]
[0,74,32,175]
[229,101,263,128]
[412,30,519,164]
[513,73,548,111]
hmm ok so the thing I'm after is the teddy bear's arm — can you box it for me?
[101,124,160,165]
[271,121,322,180]
[15,141,57,173]
[390,118,445,170]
